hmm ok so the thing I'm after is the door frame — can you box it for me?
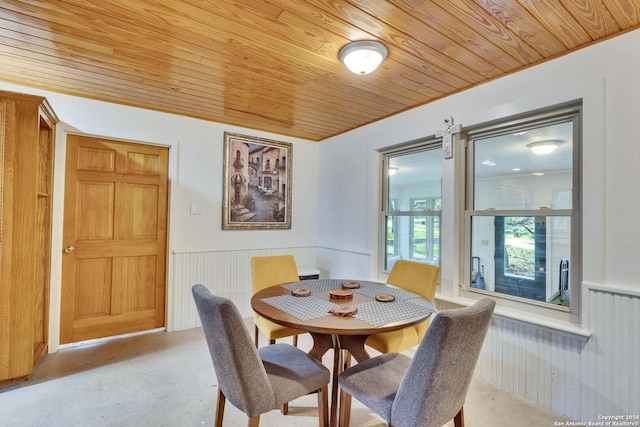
[47,129,177,352]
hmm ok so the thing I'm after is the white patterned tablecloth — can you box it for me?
[260,295,338,321]
[281,279,420,301]
[353,299,433,327]
[262,279,434,327]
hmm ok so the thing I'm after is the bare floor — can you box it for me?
[0,327,569,427]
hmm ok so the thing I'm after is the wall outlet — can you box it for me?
[190,203,203,215]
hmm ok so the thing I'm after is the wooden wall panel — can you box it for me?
[127,184,158,239]
[75,258,112,319]
[77,182,115,240]
[1,1,638,140]
[0,91,56,383]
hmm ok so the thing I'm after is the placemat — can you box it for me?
[281,279,339,293]
[353,282,421,301]
[353,299,434,327]
[281,279,421,301]
[260,294,338,321]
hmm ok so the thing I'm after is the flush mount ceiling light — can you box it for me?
[339,41,388,75]
[388,166,399,176]
[527,140,564,155]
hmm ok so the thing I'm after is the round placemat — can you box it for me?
[329,289,353,299]
[291,288,311,297]
[329,306,358,316]
[375,293,396,302]
[341,281,361,290]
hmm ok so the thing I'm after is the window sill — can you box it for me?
[434,293,592,339]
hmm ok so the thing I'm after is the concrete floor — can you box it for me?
[0,327,570,427]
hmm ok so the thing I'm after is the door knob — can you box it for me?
[64,246,75,254]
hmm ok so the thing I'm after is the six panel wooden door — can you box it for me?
[61,135,168,344]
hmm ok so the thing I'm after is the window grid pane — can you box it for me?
[466,103,580,311]
[473,120,573,211]
[469,214,571,305]
[381,143,442,273]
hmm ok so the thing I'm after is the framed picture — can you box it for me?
[222,132,292,230]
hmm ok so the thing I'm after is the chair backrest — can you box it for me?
[250,255,300,293]
[387,260,440,338]
[386,260,440,302]
[391,298,496,427]
[192,284,276,418]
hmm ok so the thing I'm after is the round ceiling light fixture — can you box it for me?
[339,40,388,75]
[527,140,564,155]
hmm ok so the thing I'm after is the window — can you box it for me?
[464,102,581,312]
[386,199,399,259]
[409,198,441,261]
[380,140,442,273]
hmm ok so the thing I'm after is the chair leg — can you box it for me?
[248,415,260,427]
[254,325,259,348]
[454,406,464,427]
[337,350,352,426]
[215,388,225,427]
[338,389,352,427]
[330,339,341,427]
[342,350,351,371]
[281,403,288,415]
[293,334,298,347]
[317,385,329,427]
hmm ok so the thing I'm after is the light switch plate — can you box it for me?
[190,203,203,215]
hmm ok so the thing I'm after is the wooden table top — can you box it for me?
[251,279,434,336]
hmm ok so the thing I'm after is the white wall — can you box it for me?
[317,29,640,421]
[0,83,320,249]
[0,80,319,348]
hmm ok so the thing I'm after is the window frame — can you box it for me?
[379,138,442,274]
[409,197,441,262]
[461,101,582,317]
[386,198,399,258]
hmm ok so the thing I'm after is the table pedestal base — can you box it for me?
[308,333,371,427]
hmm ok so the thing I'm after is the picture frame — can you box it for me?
[222,132,292,230]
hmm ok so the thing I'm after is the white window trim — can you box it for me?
[378,138,442,276]
[457,100,583,325]
[435,293,591,338]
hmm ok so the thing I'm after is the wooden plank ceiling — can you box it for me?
[1,0,639,141]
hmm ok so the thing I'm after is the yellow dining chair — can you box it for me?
[365,260,440,353]
[251,255,306,348]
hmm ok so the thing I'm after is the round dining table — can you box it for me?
[251,278,435,427]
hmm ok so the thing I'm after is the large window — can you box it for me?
[464,102,581,311]
[381,141,442,272]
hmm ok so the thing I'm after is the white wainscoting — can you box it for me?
[581,284,640,421]
[437,284,640,421]
[316,246,372,280]
[170,246,638,421]
[169,246,317,331]
[169,246,371,332]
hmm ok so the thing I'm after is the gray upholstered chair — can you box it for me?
[338,298,496,427]
[192,284,330,427]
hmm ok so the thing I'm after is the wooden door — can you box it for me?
[61,135,168,344]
